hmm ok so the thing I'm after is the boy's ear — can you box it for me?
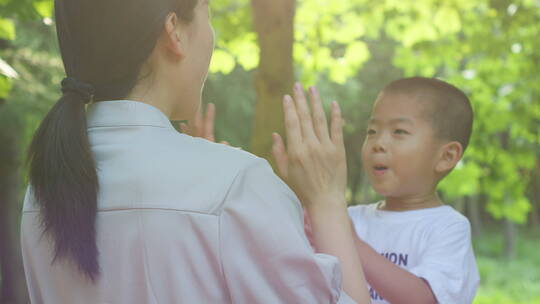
[162,13,187,58]
[435,141,463,174]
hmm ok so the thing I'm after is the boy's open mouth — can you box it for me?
[373,165,388,176]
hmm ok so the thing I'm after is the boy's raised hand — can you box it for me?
[272,83,347,208]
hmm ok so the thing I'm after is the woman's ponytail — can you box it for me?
[27,78,99,281]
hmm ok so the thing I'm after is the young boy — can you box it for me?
[347,77,480,303]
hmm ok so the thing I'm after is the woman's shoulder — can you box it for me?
[166,133,262,172]
[95,132,273,213]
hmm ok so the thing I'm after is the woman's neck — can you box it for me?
[125,77,175,119]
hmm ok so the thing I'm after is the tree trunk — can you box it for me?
[503,217,516,259]
[0,126,28,304]
[466,196,483,238]
[348,168,362,206]
[454,197,465,214]
[345,132,364,206]
[250,0,295,165]
[530,198,539,228]
[528,157,539,228]
[361,171,372,204]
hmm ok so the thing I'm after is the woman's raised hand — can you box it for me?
[180,103,229,145]
[272,83,370,304]
[271,83,347,208]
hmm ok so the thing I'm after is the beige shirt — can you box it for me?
[21,100,355,304]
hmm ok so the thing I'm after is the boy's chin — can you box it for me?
[371,185,397,198]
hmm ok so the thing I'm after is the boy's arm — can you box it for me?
[354,236,437,304]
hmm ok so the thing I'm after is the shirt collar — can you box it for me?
[86,100,174,130]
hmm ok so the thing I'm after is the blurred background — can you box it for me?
[0,0,539,303]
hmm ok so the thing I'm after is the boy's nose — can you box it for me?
[371,134,387,153]
[372,141,386,153]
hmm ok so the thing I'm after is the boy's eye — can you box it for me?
[367,129,376,135]
[394,129,409,135]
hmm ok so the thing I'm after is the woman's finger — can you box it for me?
[293,83,317,142]
[179,122,188,134]
[271,132,289,179]
[203,103,216,142]
[330,101,344,147]
[179,122,196,137]
[193,106,203,137]
[283,95,302,155]
[309,86,330,143]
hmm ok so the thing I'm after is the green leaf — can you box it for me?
[0,18,15,40]
[434,7,461,34]
[210,49,236,74]
[33,0,54,18]
[0,75,12,99]
[227,34,259,71]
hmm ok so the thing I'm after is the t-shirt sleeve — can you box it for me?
[408,218,480,304]
[218,159,356,304]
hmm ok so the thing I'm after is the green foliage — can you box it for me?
[210,0,257,73]
[0,18,15,40]
[209,0,540,225]
[393,0,540,223]
[32,0,53,18]
[2,0,539,227]
[0,0,55,101]
[203,67,256,148]
[0,75,11,99]
[0,0,48,20]
[2,18,63,160]
[295,0,371,84]
[473,227,540,303]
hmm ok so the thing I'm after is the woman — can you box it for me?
[21,0,368,303]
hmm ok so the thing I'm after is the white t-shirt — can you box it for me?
[348,202,480,304]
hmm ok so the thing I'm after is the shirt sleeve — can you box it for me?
[408,218,480,304]
[218,158,357,304]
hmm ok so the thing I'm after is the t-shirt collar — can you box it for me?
[86,100,174,130]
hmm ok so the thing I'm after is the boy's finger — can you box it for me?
[293,83,317,142]
[309,86,330,143]
[283,95,302,154]
[203,103,216,142]
[272,132,289,179]
[330,101,344,146]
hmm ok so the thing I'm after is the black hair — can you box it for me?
[382,77,474,152]
[27,0,198,281]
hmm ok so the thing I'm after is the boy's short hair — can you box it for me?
[382,77,474,152]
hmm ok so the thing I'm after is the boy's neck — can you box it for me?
[380,192,443,211]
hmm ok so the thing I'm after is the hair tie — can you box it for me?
[61,77,95,104]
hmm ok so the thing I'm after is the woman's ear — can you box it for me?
[162,13,186,58]
[435,141,463,174]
